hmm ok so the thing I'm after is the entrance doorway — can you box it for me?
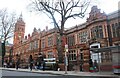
[90,43,101,63]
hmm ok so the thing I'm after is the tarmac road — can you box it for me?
[1,70,118,78]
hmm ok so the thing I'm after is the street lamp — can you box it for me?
[65,44,68,74]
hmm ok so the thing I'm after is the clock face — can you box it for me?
[18,33,22,40]
[19,35,21,38]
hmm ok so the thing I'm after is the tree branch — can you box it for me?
[40,2,61,31]
[0,9,16,42]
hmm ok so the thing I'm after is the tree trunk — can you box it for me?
[57,22,66,63]
[2,41,6,67]
[57,34,64,63]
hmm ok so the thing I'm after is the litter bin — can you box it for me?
[112,46,120,74]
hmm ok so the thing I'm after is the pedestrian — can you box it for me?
[16,57,20,70]
[7,61,9,68]
[4,60,7,68]
[42,60,45,71]
[89,59,94,72]
[93,60,98,72]
[54,61,58,71]
[37,53,43,70]
[29,55,34,71]
[34,60,37,70]
[37,61,41,70]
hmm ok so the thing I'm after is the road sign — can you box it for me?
[65,44,68,52]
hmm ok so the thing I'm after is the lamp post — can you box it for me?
[65,44,68,74]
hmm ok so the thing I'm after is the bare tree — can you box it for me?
[0,9,17,66]
[29,0,91,63]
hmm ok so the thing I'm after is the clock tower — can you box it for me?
[13,14,25,45]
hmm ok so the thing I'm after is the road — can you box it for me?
[1,70,118,78]
[2,70,60,76]
[1,70,91,78]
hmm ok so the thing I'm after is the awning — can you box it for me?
[90,46,120,53]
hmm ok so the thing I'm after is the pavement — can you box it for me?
[0,67,120,78]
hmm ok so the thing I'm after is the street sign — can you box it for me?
[65,44,68,49]
[65,44,68,52]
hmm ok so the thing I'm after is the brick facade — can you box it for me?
[12,6,120,71]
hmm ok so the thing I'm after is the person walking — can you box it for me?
[34,60,38,70]
[37,53,43,70]
[54,61,58,71]
[89,58,94,72]
[16,57,20,70]
[29,55,34,71]
[4,60,7,68]
[93,60,98,72]
[42,60,46,71]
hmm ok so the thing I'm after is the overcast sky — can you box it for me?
[0,0,120,37]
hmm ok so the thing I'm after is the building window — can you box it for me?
[68,35,75,46]
[69,50,76,61]
[115,23,119,37]
[22,28,24,32]
[48,52,53,58]
[29,43,32,50]
[34,40,38,49]
[91,25,103,39]
[79,31,88,43]
[48,36,53,47]
[28,42,34,50]
[32,42,34,50]
[41,39,45,48]
[112,23,119,38]
[98,25,103,38]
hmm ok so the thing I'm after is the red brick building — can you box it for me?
[12,6,120,71]
[13,14,41,68]
[66,6,120,71]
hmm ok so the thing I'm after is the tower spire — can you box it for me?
[18,12,23,21]
[17,12,25,24]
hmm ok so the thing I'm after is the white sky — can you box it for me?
[0,0,120,37]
